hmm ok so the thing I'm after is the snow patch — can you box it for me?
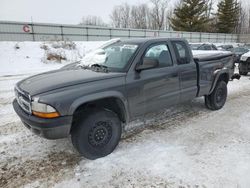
[0,41,105,76]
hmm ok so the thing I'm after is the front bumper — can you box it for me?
[239,60,250,72]
[13,99,72,139]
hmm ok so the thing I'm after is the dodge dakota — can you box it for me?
[13,38,236,159]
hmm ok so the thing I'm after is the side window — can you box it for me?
[212,45,217,50]
[204,45,211,50]
[200,44,210,50]
[198,45,205,50]
[143,44,173,68]
[172,41,190,65]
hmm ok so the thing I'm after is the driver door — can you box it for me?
[126,42,180,119]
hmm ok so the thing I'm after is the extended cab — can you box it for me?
[13,38,236,159]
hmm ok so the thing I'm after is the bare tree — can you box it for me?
[149,0,168,30]
[248,7,250,34]
[80,16,107,26]
[233,1,250,34]
[235,3,246,34]
[244,6,250,34]
[110,0,171,30]
[130,4,149,29]
[120,3,130,28]
[165,7,173,30]
[110,6,122,28]
[110,3,130,28]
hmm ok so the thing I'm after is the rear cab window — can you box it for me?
[171,41,191,65]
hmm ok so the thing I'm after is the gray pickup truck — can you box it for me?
[13,38,236,159]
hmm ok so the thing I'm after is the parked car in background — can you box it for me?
[217,44,234,51]
[243,43,250,50]
[190,43,218,50]
[233,47,249,63]
[239,51,250,75]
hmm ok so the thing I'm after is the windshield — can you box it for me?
[80,41,139,72]
[234,47,249,53]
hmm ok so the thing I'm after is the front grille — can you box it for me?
[15,86,31,114]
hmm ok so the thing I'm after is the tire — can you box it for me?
[205,81,227,110]
[71,108,122,160]
[239,71,248,76]
[204,95,212,109]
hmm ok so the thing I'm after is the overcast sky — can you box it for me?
[0,0,145,24]
[1,0,249,25]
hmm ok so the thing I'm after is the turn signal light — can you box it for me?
[32,111,60,118]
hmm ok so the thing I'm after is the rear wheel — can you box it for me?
[205,81,227,110]
[71,109,122,159]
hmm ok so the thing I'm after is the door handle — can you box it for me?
[165,73,177,81]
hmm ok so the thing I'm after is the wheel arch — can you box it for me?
[209,69,229,95]
[69,91,129,130]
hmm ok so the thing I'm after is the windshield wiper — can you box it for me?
[79,63,109,73]
[91,64,109,73]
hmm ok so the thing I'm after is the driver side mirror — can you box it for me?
[135,58,159,71]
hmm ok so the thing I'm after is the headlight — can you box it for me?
[31,100,60,118]
[240,56,248,61]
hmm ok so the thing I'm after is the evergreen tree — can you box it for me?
[216,0,240,33]
[170,0,210,32]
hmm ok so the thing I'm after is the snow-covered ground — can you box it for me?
[1,41,250,188]
[0,41,105,76]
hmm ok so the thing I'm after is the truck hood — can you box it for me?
[17,68,125,96]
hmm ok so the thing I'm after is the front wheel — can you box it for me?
[205,81,227,110]
[71,109,122,160]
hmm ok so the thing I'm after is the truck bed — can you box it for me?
[193,50,235,97]
[192,50,233,61]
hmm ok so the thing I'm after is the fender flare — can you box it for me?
[209,68,229,95]
[68,91,130,122]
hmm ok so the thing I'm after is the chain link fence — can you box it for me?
[0,21,247,43]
